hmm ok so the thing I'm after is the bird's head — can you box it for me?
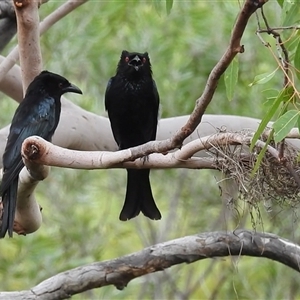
[117,50,152,77]
[28,70,83,97]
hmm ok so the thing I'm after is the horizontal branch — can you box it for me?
[1,59,300,165]
[0,229,299,300]
[1,129,297,236]
[4,60,296,237]
[20,130,299,172]
[21,133,248,170]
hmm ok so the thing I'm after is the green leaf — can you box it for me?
[284,31,300,52]
[262,89,280,108]
[224,57,239,101]
[297,115,300,137]
[248,69,277,86]
[281,85,295,103]
[152,0,162,15]
[294,39,300,80]
[251,132,273,176]
[277,0,284,7]
[273,109,299,142]
[283,0,300,26]
[250,89,286,150]
[166,0,173,15]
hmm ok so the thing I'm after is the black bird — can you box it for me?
[105,50,161,221]
[0,70,82,238]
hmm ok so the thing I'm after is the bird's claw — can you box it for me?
[142,155,150,164]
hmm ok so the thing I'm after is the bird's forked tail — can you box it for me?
[0,179,18,238]
[119,169,161,221]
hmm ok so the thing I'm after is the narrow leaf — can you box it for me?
[251,133,273,176]
[284,31,300,52]
[297,115,300,138]
[262,89,280,108]
[294,39,300,80]
[283,1,300,26]
[277,0,284,7]
[224,57,239,101]
[166,0,173,15]
[250,90,284,150]
[249,69,277,86]
[273,110,299,142]
[152,0,161,15]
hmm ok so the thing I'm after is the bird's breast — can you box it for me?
[123,80,144,93]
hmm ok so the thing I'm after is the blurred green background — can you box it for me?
[0,0,300,299]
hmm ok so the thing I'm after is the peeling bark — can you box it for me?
[0,230,298,300]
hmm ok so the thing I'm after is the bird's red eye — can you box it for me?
[142,57,146,63]
[125,57,129,62]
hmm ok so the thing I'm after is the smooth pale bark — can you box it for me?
[0,110,274,166]
[1,63,299,236]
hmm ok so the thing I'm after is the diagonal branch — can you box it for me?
[0,229,298,300]
[129,0,268,158]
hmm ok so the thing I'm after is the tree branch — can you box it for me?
[0,229,298,300]
[1,60,283,162]
[0,0,16,52]
[20,132,261,171]
[12,165,46,234]
[0,56,23,101]
[21,134,228,170]
[126,0,268,157]
[1,60,300,160]
[0,129,292,236]
[13,0,42,92]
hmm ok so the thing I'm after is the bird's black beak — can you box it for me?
[63,83,82,94]
[128,55,142,71]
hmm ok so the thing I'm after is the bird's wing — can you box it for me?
[1,96,56,191]
[152,79,160,110]
[151,79,160,139]
[104,77,114,111]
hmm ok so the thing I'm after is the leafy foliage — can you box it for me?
[249,1,300,148]
[224,57,239,101]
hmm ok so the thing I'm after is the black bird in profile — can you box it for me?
[0,71,82,238]
[105,50,161,221]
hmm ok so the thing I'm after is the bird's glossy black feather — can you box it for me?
[0,70,82,238]
[105,50,161,221]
